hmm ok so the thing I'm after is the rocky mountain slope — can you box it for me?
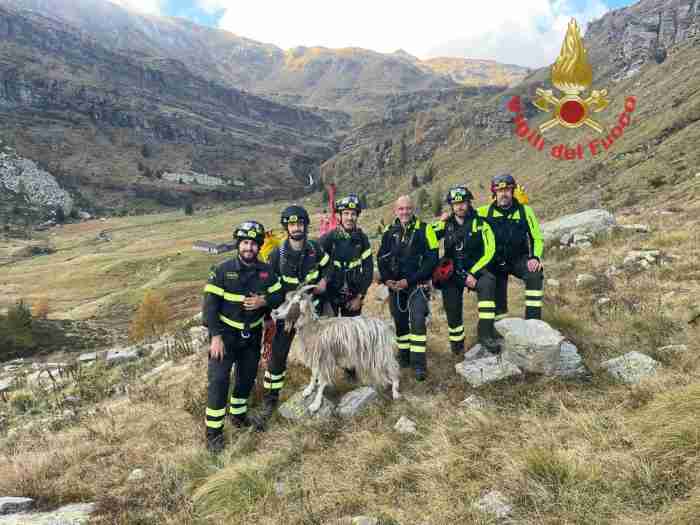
[3,0,528,121]
[0,4,339,215]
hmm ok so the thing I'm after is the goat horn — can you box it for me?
[297,284,317,295]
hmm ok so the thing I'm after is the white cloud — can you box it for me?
[109,0,164,15]
[201,0,610,68]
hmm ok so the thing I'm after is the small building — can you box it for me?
[192,240,235,255]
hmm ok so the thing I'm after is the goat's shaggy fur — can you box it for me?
[272,286,400,412]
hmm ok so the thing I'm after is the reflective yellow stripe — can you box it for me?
[448,325,464,333]
[410,346,426,353]
[267,281,282,293]
[449,334,465,342]
[479,312,496,319]
[282,275,300,284]
[219,315,263,330]
[204,284,224,296]
[525,290,544,297]
[409,334,427,342]
[223,292,245,302]
[396,334,410,341]
[526,300,543,307]
[206,420,224,429]
[478,301,496,308]
[230,397,247,404]
[495,313,508,321]
[264,381,284,389]
[206,407,226,417]
[229,405,247,415]
[333,260,342,267]
[305,270,319,282]
[397,342,410,350]
[361,248,372,260]
[425,223,439,250]
[265,371,286,380]
[470,219,496,276]
[431,220,445,233]
[319,253,330,266]
[348,259,362,269]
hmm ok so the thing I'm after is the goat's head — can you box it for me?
[271,284,317,332]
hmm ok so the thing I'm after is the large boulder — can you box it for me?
[541,209,616,242]
[455,356,522,387]
[337,387,379,417]
[497,319,562,375]
[0,502,95,524]
[0,497,34,515]
[602,351,660,384]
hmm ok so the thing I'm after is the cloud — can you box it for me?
[109,0,164,15]
[195,0,611,68]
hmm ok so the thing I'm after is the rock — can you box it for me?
[460,394,493,410]
[605,266,621,277]
[602,351,660,384]
[577,241,592,249]
[576,273,597,287]
[141,361,174,381]
[394,416,417,434]
[274,481,285,497]
[541,209,616,243]
[557,341,589,378]
[559,232,574,246]
[0,497,34,515]
[463,343,490,361]
[474,490,513,519]
[657,344,688,354]
[617,223,650,233]
[337,387,378,417]
[455,356,522,387]
[0,378,14,393]
[597,297,611,307]
[547,279,560,288]
[573,233,591,245]
[128,469,145,482]
[497,319,563,375]
[77,211,91,220]
[63,395,80,406]
[278,389,335,420]
[1,502,96,524]
[106,347,140,365]
[326,517,379,525]
[77,352,97,363]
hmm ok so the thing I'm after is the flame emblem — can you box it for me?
[534,19,609,133]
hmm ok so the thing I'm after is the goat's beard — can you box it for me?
[284,303,301,333]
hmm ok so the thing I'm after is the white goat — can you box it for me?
[271,285,400,413]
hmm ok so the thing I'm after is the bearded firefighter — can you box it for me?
[432,185,499,354]
[203,220,283,452]
[477,174,544,322]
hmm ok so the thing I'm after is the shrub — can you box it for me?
[129,290,169,342]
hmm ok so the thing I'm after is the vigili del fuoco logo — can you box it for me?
[507,18,637,160]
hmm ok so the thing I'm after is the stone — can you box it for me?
[602,351,660,384]
[394,416,417,434]
[274,481,285,497]
[0,379,14,393]
[605,266,621,277]
[541,209,616,243]
[77,210,91,220]
[497,319,564,375]
[474,490,513,519]
[337,387,378,417]
[106,347,140,365]
[617,223,650,233]
[0,497,34,515]
[63,395,80,406]
[141,361,174,381]
[557,341,589,378]
[460,394,493,410]
[127,469,145,482]
[463,343,490,361]
[0,502,96,524]
[278,389,335,420]
[559,232,574,246]
[573,233,591,244]
[77,352,97,363]
[657,344,688,354]
[597,297,611,307]
[455,356,522,387]
[547,279,560,288]
[577,241,592,249]
[576,273,597,287]
[623,250,661,266]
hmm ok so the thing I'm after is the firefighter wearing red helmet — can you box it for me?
[202,220,284,451]
[477,174,544,324]
[431,186,500,355]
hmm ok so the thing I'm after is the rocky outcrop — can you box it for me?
[541,209,616,243]
[0,148,73,215]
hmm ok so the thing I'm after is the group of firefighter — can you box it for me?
[202,173,544,451]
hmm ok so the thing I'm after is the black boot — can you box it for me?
[450,341,464,356]
[260,392,279,420]
[206,429,225,453]
[231,413,265,432]
[492,326,505,343]
[478,319,502,355]
[397,349,410,369]
[415,367,427,382]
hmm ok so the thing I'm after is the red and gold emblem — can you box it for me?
[534,19,609,133]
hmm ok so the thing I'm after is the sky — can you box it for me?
[112,0,637,68]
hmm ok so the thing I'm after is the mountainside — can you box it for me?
[0,4,339,216]
[2,0,527,121]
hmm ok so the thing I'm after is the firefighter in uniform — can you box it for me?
[432,186,500,354]
[477,174,544,322]
[203,220,283,452]
[261,205,330,417]
[319,194,374,317]
[377,195,438,381]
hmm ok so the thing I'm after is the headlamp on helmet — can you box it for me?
[491,173,516,193]
[446,186,473,204]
